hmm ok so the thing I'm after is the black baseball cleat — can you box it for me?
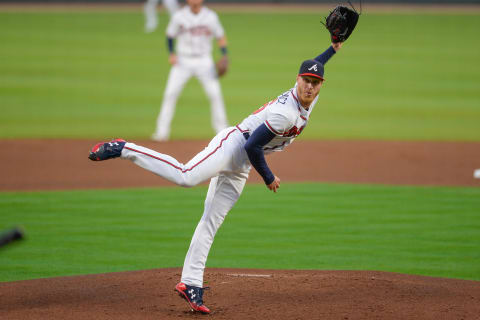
[88,139,126,161]
[175,282,211,314]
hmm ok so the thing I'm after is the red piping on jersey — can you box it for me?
[265,120,283,135]
[291,89,302,112]
[124,128,237,173]
[235,125,248,133]
[291,89,299,103]
[291,90,308,120]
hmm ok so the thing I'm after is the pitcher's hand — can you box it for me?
[267,176,281,193]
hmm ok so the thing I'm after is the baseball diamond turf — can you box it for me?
[1,7,480,286]
[1,183,479,282]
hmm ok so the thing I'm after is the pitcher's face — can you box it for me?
[296,75,323,108]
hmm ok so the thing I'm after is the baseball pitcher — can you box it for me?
[89,4,359,314]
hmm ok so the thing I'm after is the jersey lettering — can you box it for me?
[189,26,212,36]
[283,124,306,137]
[277,92,289,105]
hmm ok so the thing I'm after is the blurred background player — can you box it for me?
[144,0,180,33]
[151,0,229,142]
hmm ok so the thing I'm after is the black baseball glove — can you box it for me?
[323,4,360,43]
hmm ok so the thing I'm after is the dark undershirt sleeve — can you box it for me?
[314,45,336,64]
[244,124,277,185]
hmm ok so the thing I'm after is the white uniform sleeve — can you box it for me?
[264,104,295,136]
[166,14,180,37]
[211,12,225,38]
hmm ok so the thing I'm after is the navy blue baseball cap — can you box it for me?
[298,59,325,80]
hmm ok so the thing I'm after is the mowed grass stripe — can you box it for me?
[0,12,479,140]
[1,183,479,282]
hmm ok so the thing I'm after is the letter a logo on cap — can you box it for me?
[298,59,325,80]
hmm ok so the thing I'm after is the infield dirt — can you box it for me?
[2,139,480,191]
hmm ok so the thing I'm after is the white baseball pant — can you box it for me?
[153,56,229,141]
[121,127,250,287]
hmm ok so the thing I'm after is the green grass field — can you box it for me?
[1,9,479,140]
[1,183,479,282]
[1,8,479,284]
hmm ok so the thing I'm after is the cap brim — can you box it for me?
[299,73,325,80]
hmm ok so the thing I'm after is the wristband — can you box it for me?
[167,37,174,54]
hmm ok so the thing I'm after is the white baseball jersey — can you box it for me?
[167,6,224,57]
[238,84,319,154]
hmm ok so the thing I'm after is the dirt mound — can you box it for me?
[2,139,480,191]
[1,268,479,319]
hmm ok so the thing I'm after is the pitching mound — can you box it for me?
[1,268,479,319]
